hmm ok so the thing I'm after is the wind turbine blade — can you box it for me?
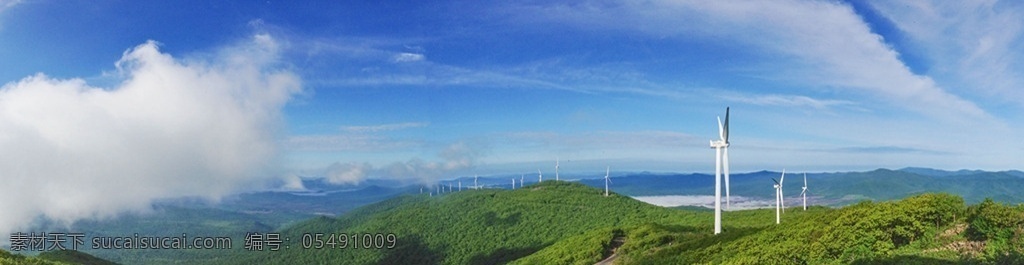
[724,147,730,209]
[723,107,729,143]
[717,116,724,140]
[772,178,779,185]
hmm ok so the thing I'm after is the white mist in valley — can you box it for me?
[633,195,781,210]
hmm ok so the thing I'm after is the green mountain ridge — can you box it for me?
[1,249,117,265]
[219,181,1024,264]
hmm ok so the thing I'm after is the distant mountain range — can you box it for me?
[398,167,1024,206]
[572,168,1024,205]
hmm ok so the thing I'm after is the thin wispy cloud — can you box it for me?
[505,0,991,124]
[284,122,429,152]
[284,134,423,152]
[722,93,856,110]
[828,146,950,156]
[393,52,425,63]
[0,0,19,11]
[318,141,485,185]
[342,122,429,133]
[0,0,20,28]
[866,1,1024,107]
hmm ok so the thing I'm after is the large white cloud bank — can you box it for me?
[0,35,300,236]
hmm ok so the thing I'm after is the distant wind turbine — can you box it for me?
[538,169,543,182]
[555,157,560,181]
[709,107,731,234]
[604,166,612,197]
[512,178,516,189]
[521,174,524,187]
[475,175,479,190]
[773,169,786,224]
[801,173,808,211]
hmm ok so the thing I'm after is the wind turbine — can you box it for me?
[555,157,560,181]
[512,178,516,189]
[538,169,543,182]
[801,173,808,211]
[475,175,479,190]
[709,107,731,234]
[604,166,612,197]
[772,169,786,224]
[459,181,462,191]
[521,174,524,187]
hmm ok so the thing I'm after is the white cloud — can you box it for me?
[324,162,374,185]
[866,1,1024,106]
[280,173,306,191]
[0,35,300,236]
[508,0,991,123]
[393,52,425,63]
[318,141,485,185]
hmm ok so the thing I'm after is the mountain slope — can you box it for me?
[222,181,1024,265]
[1,249,118,265]
[224,181,712,265]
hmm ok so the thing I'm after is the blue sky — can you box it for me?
[1,0,1022,188]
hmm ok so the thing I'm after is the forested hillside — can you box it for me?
[219,181,1024,264]
[1,249,117,265]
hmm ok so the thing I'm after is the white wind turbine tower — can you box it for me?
[772,170,786,224]
[709,107,731,234]
[801,173,808,211]
[459,181,462,191]
[512,178,516,189]
[474,175,479,190]
[555,157,560,181]
[604,166,612,197]
[521,174,524,187]
[538,169,543,182]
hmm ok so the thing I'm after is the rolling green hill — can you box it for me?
[1,249,118,265]
[217,181,1024,264]
[223,181,709,264]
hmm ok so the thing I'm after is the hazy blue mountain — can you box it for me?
[574,168,1024,205]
